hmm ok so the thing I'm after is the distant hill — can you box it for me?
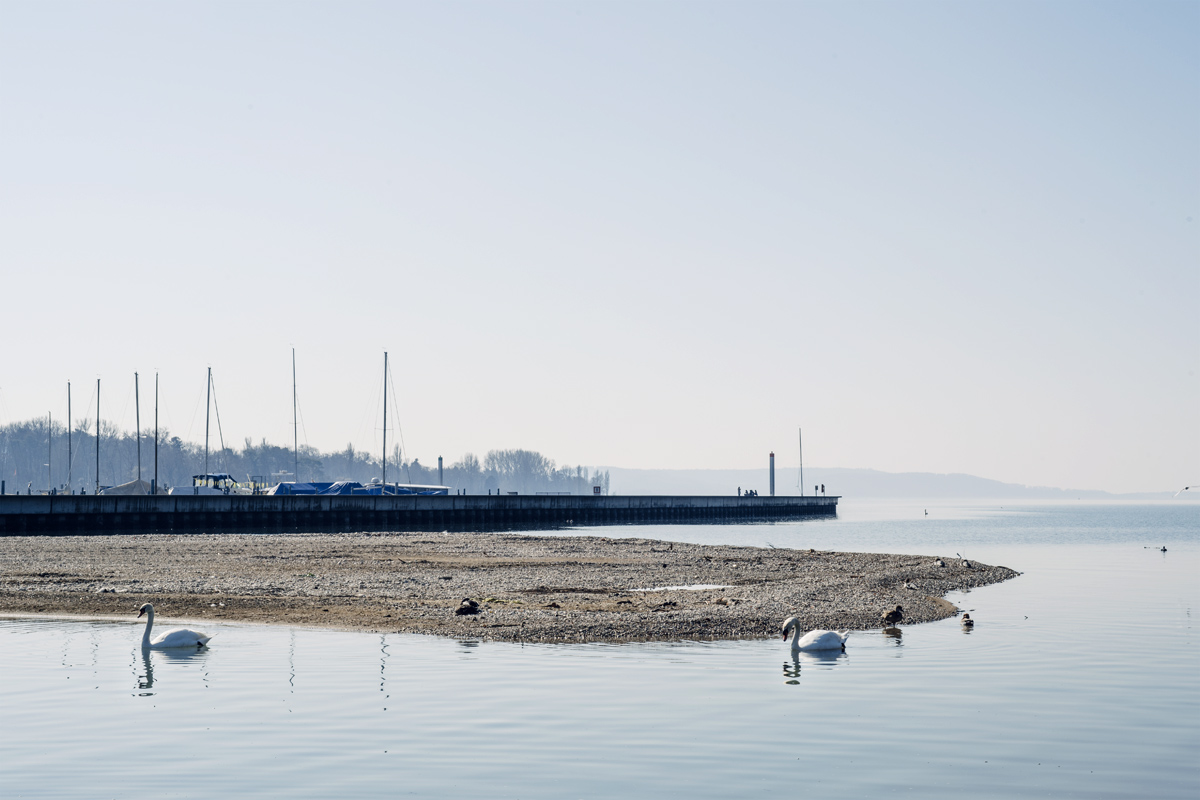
[602,466,1174,500]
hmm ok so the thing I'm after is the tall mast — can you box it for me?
[67,382,72,493]
[382,351,388,490]
[95,378,100,494]
[135,372,141,484]
[204,367,211,475]
[47,412,51,493]
[292,348,298,481]
[798,427,804,497]
[154,372,159,495]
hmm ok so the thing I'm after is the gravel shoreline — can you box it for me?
[0,531,1019,642]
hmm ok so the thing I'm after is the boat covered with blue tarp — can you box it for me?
[268,481,449,496]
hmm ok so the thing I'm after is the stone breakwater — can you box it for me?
[0,532,1019,643]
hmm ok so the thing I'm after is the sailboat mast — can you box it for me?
[47,412,51,493]
[798,427,804,497]
[205,367,211,475]
[154,372,159,495]
[382,351,388,491]
[292,348,298,481]
[135,372,141,484]
[67,382,72,493]
[95,378,100,495]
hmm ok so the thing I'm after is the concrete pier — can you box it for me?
[0,494,838,535]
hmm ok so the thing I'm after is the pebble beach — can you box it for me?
[0,531,1019,642]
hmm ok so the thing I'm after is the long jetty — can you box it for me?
[0,494,838,534]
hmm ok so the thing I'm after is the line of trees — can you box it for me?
[0,418,609,496]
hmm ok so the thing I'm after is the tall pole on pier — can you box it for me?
[204,367,211,475]
[292,348,299,481]
[381,351,388,490]
[47,412,51,492]
[798,427,804,497]
[135,372,141,484]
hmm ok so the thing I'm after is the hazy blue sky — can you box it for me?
[1,1,1196,493]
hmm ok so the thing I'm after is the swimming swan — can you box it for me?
[138,603,212,649]
[781,617,849,651]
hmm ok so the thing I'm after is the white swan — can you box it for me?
[782,617,849,651]
[138,603,212,649]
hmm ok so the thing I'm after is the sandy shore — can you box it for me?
[0,531,1019,642]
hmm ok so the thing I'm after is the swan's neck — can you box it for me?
[141,608,154,647]
[789,624,801,646]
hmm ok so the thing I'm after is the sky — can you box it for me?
[0,1,1196,494]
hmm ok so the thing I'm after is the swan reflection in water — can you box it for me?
[136,649,154,692]
[134,643,210,695]
[782,648,847,684]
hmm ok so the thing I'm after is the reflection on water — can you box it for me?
[133,643,210,696]
[882,626,904,645]
[783,647,848,684]
[136,649,153,693]
[791,648,846,667]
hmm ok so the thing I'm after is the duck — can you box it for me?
[781,617,849,651]
[882,605,904,626]
[455,598,481,616]
[137,603,211,649]
[961,613,975,628]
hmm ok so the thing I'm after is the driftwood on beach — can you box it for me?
[0,531,1019,643]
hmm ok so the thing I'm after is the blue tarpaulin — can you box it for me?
[268,481,449,496]
[319,481,363,495]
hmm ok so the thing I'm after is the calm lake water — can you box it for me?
[2,501,1197,799]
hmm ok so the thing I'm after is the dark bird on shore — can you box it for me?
[961,613,974,628]
[882,605,904,626]
[455,598,480,616]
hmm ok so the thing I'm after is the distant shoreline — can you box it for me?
[0,531,1018,643]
